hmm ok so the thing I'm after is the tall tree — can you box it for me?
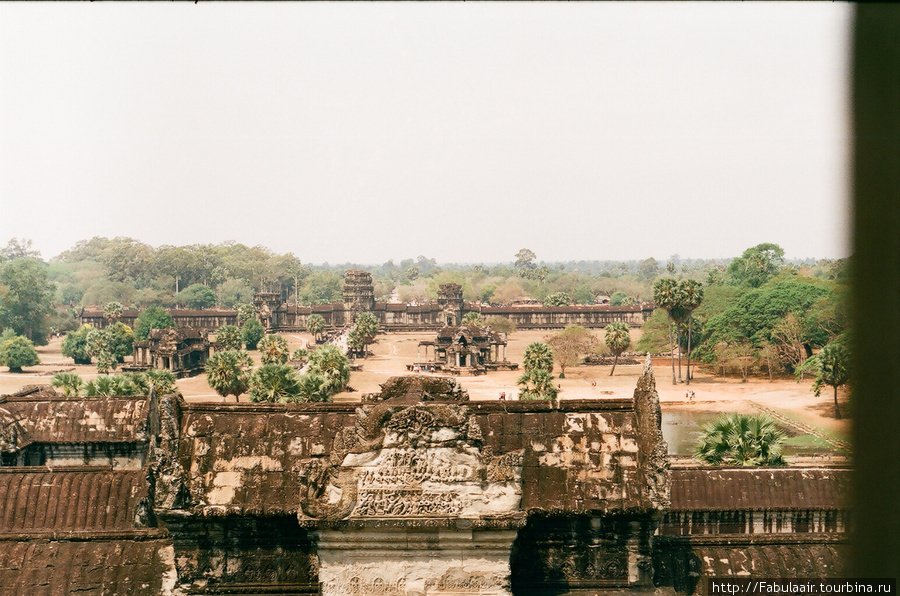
[653,278,681,385]
[307,345,351,396]
[205,350,253,402]
[801,339,851,420]
[522,342,554,374]
[216,325,243,351]
[726,243,785,288]
[306,314,326,342]
[258,334,290,365]
[604,322,632,376]
[547,325,597,378]
[134,306,175,341]
[352,312,379,358]
[514,248,537,271]
[679,279,704,384]
[241,317,265,350]
[0,257,55,344]
[103,301,124,324]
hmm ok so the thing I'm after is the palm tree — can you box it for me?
[604,322,631,376]
[216,325,243,351]
[653,278,681,385]
[248,364,302,403]
[258,334,290,365]
[678,280,704,384]
[145,369,177,395]
[522,342,554,374]
[103,301,124,324]
[695,413,786,466]
[352,312,379,357]
[307,344,351,396]
[51,372,83,397]
[517,369,558,401]
[205,350,253,402]
[307,314,326,343]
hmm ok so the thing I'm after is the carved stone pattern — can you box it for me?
[322,576,407,595]
[355,488,462,517]
[486,451,524,483]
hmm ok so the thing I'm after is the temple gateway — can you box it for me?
[0,361,849,594]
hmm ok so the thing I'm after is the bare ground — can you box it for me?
[2,331,851,443]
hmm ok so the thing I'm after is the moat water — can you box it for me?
[661,410,842,457]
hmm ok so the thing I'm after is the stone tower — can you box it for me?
[342,270,375,323]
[437,283,464,326]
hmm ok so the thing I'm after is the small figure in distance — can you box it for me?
[499,391,506,401]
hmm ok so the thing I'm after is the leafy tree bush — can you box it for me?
[307,345,351,396]
[522,342,554,374]
[134,306,175,341]
[547,326,597,378]
[798,338,851,420]
[235,303,256,325]
[87,328,116,373]
[178,283,217,309]
[694,414,786,466]
[0,257,55,344]
[248,364,302,403]
[461,312,484,326]
[306,314,326,342]
[0,334,40,372]
[604,322,632,376]
[62,324,95,364]
[205,350,253,401]
[697,278,833,367]
[51,372,84,396]
[216,325,242,351]
[726,243,785,288]
[483,316,516,335]
[543,292,572,307]
[241,318,265,350]
[258,334,290,365]
[105,322,135,363]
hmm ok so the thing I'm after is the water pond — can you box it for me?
[661,409,841,456]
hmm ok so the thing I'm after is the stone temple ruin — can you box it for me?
[0,363,849,594]
[412,323,518,375]
[81,271,654,334]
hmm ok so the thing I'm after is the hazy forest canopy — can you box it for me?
[0,237,850,380]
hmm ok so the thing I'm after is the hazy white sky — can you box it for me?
[0,3,853,264]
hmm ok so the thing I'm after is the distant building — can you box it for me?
[412,324,518,375]
[129,327,210,377]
